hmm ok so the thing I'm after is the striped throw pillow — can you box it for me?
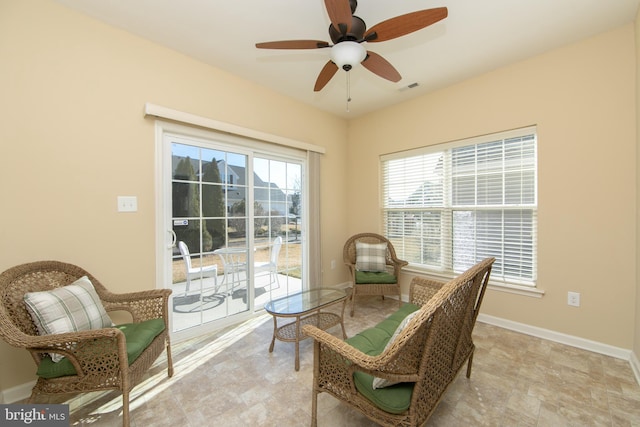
[24,276,113,362]
[372,310,421,389]
[355,241,388,272]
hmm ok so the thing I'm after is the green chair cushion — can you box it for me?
[36,318,166,379]
[353,372,415,414]
[355,271,398,284]
[346,303,420,414]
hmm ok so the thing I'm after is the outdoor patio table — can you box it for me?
[213,247,247,295]
[264,288,349,371]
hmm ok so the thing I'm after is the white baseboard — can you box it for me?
[631,351,640,386]
[1,380,35,404]
[478,313,632,361]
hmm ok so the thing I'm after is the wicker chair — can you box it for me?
[0,261,174,427]
[303,258,494,427]
[343,233,408,316]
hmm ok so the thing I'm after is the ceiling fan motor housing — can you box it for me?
[329,15,366,44]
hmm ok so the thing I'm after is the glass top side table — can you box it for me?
[264,288,349,371]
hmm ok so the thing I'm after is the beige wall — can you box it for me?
[0,0,349,392]
[348,25,637,349]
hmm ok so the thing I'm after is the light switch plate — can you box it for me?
[117,196,138,212]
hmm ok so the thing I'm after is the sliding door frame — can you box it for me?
[154,120,310,341]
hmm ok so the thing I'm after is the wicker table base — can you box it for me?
[265,288,348,371]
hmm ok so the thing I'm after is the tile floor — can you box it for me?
[171,273,302,333]
[33,296,640,426]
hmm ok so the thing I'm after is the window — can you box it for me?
[381,127,537,287]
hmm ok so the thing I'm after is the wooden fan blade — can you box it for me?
[314,61,339,91]
[362,51,401,82]
[256,40,330,49]
[324,0,352,34]
[364,7,448,43]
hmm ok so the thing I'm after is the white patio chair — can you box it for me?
[178,241,219,295]
[254,236,282,287]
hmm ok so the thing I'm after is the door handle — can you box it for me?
[168,230,176,249]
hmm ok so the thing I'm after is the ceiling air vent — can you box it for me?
[399,82,419,92]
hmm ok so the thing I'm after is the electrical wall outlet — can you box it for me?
[567,291,580,307]
[330,259,336,270]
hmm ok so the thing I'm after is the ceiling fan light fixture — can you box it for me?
[330,41,366,71]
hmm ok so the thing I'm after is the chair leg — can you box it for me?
[122,390,130,427]
[311,388,319,427]
[166,338,174,377]
[184,276,191,295]
[274,269,280,287]
[27,388,38,403]
[466,350,474,378]
[350,293,356,317]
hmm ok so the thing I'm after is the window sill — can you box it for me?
[403,266,545,299]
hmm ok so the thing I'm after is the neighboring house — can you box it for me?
[218,160,288,216]
[171,156,288,216]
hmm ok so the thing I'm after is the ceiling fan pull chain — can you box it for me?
[346,71,351,112]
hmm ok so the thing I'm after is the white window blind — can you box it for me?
[381,127,537,286]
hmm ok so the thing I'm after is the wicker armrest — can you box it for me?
[303,322,423,385]
[390,256,409,268]
[101,288,171,322]
[303,325,387,371]
[24,327,121,348]
[27,328,126,375]
[409,277,446,306]
[344,263,355,274]
[391,258,409,276]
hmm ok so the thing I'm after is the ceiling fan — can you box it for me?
[255,0,448,92]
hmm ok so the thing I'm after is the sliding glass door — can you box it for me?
[161,127,306,336]
[252,158,303,309]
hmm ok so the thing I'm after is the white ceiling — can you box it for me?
[53,0,640,119]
